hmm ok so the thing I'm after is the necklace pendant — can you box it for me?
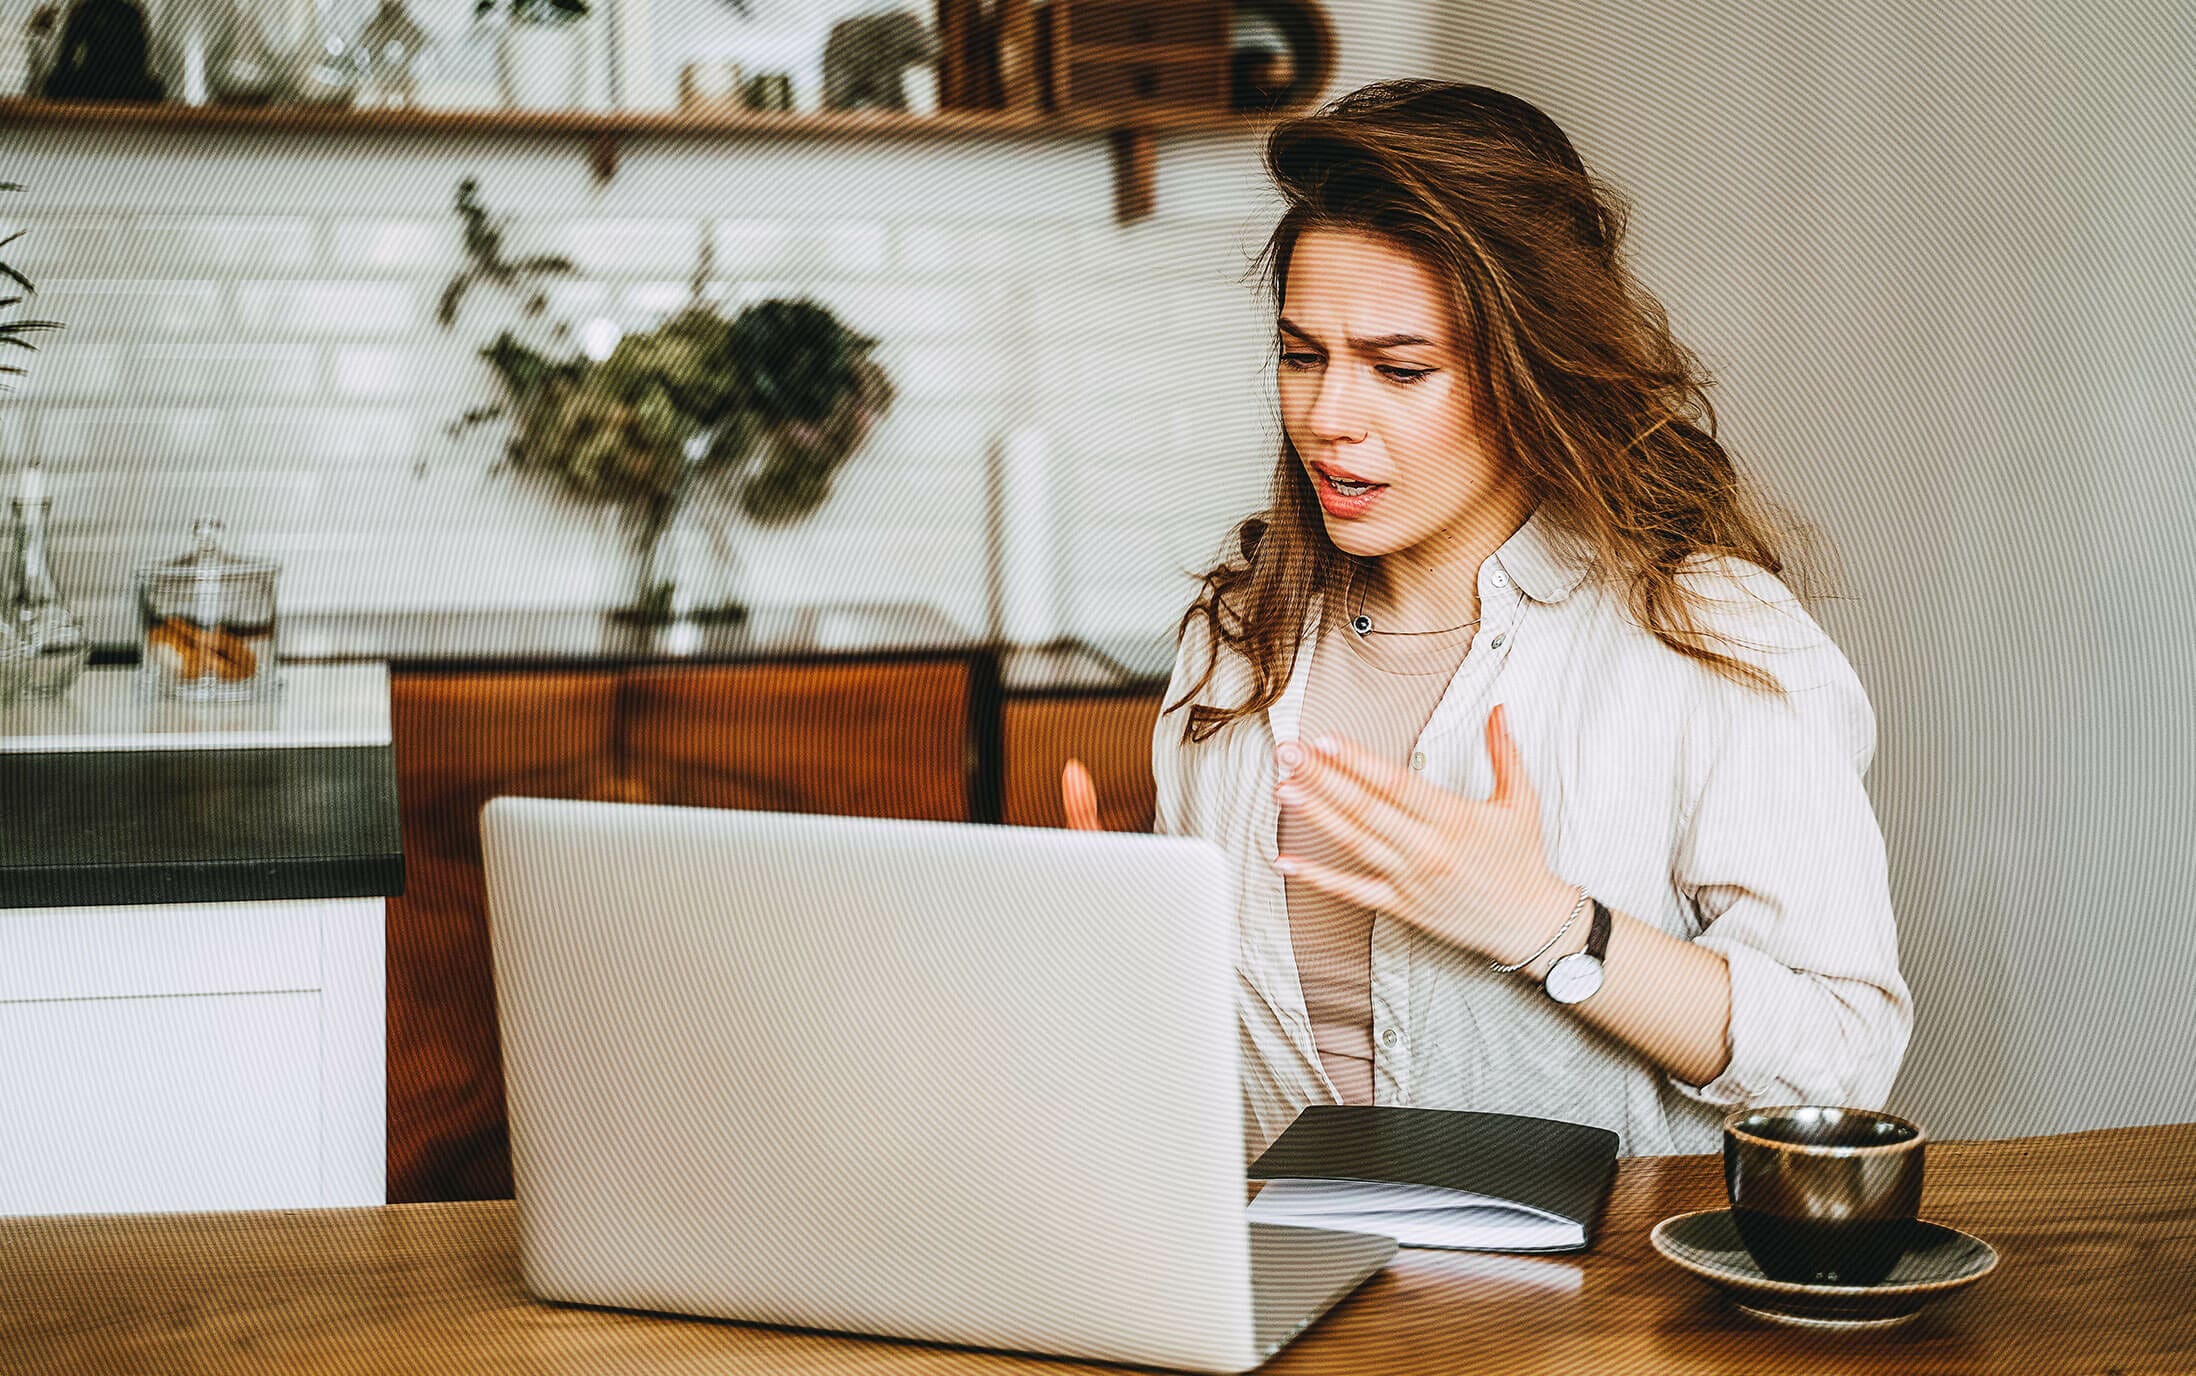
[1351,614,1373,637]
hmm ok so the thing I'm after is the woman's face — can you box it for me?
[1277,228,1522,562]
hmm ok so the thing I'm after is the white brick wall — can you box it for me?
[1,2,1433,646]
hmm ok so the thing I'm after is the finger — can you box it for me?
[1486,703,1536,807]
[1278,775,1411,877]
[1061,758,1101,831]
[1283,745,1425,856]
[1305,731,1442,823]
[1273,852,1401,912]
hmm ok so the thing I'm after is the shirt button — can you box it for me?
[1490,634,1505,649]
[1409,751,1426,771]
[1381,1027,1398,1048]
[1491,570,1510,589]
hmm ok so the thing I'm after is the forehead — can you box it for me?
[1281,228,1453,342]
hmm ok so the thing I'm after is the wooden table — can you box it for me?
[7,1122,2192,1375]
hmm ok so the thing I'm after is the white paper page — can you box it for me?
[1343,1208,1580,1250]
[1248,1177,1568,1224]
[1247,1181,1584,1252]
[1251,1204,1583,1251]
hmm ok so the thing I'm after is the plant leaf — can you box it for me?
[437,273,472,328]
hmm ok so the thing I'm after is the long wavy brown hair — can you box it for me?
[1167,79,1831,744]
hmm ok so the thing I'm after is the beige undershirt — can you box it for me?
[1281,603,1477,1105]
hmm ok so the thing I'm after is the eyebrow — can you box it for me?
[1276,317,1441,351]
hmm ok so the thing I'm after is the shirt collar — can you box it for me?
[1497,502,1597,604]
[1272,503,1593,744]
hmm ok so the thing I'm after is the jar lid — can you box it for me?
[136,515,282,580]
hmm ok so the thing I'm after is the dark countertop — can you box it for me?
[88,603,1178,693]
[0,744,404,910]
[19,605,1172,910]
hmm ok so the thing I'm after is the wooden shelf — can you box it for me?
[0,95,1317,222]
[0,94,1294,137]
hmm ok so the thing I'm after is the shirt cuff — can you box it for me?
[1665,936,1806,1108]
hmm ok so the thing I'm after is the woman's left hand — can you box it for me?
[1274,703,1576,965]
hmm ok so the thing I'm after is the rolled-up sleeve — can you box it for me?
[1149,609,1212,839]
[1665,571,1914,1111]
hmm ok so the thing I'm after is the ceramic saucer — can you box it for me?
[1650,1209,1998,1329]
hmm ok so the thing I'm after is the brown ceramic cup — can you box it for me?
[1722,1105,1926,1287]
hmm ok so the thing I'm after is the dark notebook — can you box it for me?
[1245,1105,1620,1252]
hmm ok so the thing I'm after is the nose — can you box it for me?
[1304,362,1369,445]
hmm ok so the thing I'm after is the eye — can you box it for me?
[1379,366,1433,384]
[1279,352,1322,370]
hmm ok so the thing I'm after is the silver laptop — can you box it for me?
[479,795,1394,1374]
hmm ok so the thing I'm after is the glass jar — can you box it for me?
[208,0,285,104]
[254,0,323,96]
[0,615,30,703]
[352,0,426,108]
[133,515,282,702]
[5,492,91,699]
[411,10,502,109]
[287,0,366,108]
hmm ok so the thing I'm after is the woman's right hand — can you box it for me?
[1061,758,1101,831]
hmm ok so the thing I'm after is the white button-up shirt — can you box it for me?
[1150,504,1913,1160]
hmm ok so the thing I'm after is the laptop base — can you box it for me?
[1248,1222,1398,1362]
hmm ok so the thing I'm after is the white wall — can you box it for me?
[18,0,2187,1142]
[1436,0,2196,1139]
[2,0,1431,648]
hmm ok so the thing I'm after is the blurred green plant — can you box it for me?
[474,0,591,23]
[0,183,65,389]
[437,180,893,623]
[436,178,574,329]
[469,0,748,29]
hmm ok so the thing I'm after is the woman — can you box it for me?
[1061,80,1911,1160]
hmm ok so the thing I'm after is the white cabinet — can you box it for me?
[0,896,386,1216]
[0,993,322,1213]
[0,663,397,1217]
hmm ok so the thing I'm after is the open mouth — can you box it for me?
[1315,464,1386,497]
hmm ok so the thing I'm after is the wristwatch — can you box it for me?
[1543,897,1612,1005]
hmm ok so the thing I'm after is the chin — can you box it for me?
[1323,520,1406,559]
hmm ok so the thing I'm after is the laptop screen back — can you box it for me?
[481,795,1258,1371]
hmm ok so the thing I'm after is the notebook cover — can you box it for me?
[1247,1105,1620,1243]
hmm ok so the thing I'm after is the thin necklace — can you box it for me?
[1345,565,1483,638]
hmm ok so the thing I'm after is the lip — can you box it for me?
[1311,464,1388,520]
[1313,461,1386,487]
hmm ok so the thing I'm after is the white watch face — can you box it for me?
[1545,953,1604,1004]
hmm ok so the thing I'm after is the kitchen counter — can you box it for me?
[87,603,1177,693]
[0,745,402,909]
[0,664,403,909]
[1,662,399,1215]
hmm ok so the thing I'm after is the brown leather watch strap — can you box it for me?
[1583,897,1613,961]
